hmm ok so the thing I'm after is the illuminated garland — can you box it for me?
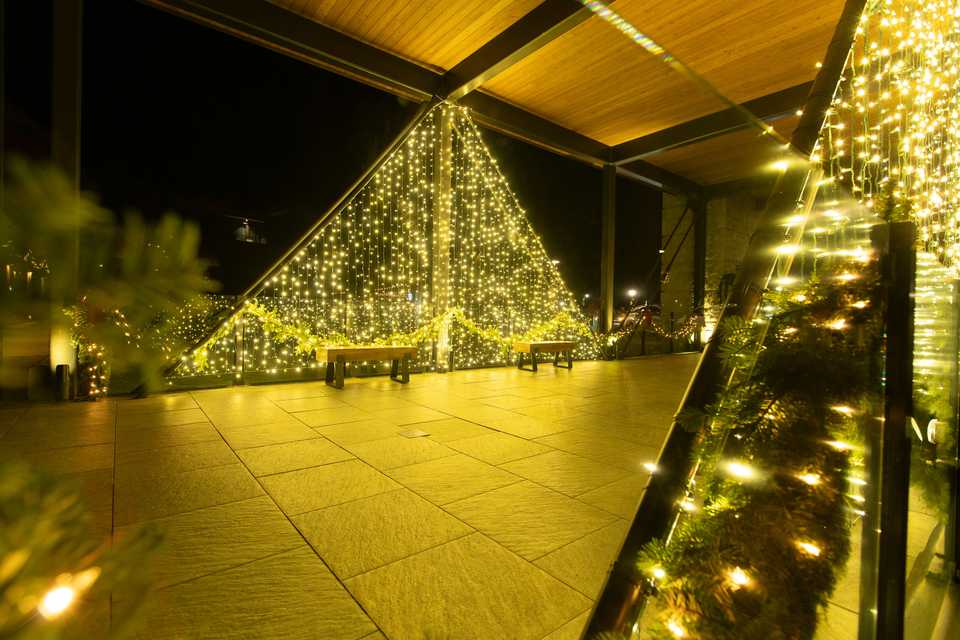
[170,104,597,382]
[186,300,599,373]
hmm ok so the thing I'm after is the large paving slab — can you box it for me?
[0,355,698,639]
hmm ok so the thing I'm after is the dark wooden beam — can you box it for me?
[141,0,701,195]
[441,0,594,101]
[458,91,608,165]
[142,0,439,101]
[617,160,702,196]
[612,82,812,165]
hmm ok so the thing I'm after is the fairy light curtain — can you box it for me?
[171,104,595,381]
[819,0,960,264]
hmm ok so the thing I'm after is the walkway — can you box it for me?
[0,354,698,640]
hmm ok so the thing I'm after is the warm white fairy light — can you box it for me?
[797,473,821,486]
[172,105,597,379]
[724,461,757,480]
[727,566,752,589]
[821,0,960,269]
[796,541,822,557]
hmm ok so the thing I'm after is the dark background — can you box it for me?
[3,0,662,305]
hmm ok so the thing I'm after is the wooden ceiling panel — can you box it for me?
[645,116,800,185]
[482,0,844,145]
[270,0,545,71]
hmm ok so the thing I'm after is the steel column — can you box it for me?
[875,221,916,639]
[600,164,616,332]
[692,198,707,349]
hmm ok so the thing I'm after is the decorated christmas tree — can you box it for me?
[171,104,597,383]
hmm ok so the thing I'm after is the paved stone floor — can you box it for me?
[0,355,698,640]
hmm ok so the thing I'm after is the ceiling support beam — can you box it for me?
[141,0,700,196]
[142,0,439,101]
[441,0,595,101]
[611,82,813,165]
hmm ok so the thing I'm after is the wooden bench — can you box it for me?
[512,341,575,372]
[317,346,417,389]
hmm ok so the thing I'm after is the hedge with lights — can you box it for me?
[636,257,881,640]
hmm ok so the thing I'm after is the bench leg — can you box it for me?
[532,348,538,372]
[517,352,524,369]
[390,358,399,380]
[325,361,335,385]
[333,356,345,389]
[553,351,559,366]
[401,354,410,384]
[568,351,573,369]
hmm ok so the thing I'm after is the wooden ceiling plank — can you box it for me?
[612,82,812,164]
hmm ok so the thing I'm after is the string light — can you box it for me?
[727,566,752,589]
[796,541,822,557]
[724,460,757,480]
[171,105,597,380]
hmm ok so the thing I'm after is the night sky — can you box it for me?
[4,0,662,304]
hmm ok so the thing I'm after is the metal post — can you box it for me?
[876,222,916,639]
[600,163,616,332]
[433,105,453,369]
[692,198,707,350]
[947,280,960,580]
[51,0,83,387]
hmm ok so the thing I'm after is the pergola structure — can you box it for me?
[51,0,849,332]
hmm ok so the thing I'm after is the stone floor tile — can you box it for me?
[2,442,114,475]
[260,459,399,515]
[388,454,521,505]
[814,603,859,640]
[117,393,199,415]
[217,420,318,449]
[295,405,373,427]
[367,406,450,426]
[542,612,590,640]
[117,408,208,430]
[115,462,262,525]
[341,394,417,411]
[206,407,297,429]
[314,419,404,445]
[250,382,336,401]
[293,488,473,579]
[447,432,551,465]
[64,468,115,513]
[3,420,115,451]
[445,482,615,560]
[346,534,590,640]
[534,429,660,472]
[116,421,220,454]
[344,436,456,470]
[534,520,630,598]
[360,633,387,640]
[274,396,350,412]
[236,437,354,476]
[500,450,631,496]
[116,439,237,475]
[131,546,376,640]
[575,473,650,519]
[116,496,303,588]
[478,395,534,410]
[419,417,494,442]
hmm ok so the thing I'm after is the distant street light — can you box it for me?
[627,288,638,298]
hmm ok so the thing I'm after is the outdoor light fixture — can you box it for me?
[627,288,637,298]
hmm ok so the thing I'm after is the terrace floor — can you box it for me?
[0,354,698,640]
